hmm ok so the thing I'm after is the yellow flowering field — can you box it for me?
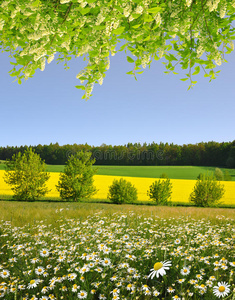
[0,170,234,205]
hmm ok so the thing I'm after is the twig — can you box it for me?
[62,2,73,25]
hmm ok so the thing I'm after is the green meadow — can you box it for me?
[0,201,234,299]
[1,161,235,180]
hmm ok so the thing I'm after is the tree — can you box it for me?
[214,167,224,181]
[0,0,234,100]
[4,148,50,201]
[107,178,138,204]
[189,174,225,207]
[56,151,97,201]
[147,179,172,205]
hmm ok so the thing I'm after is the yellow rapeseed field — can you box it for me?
[0,170,234,204]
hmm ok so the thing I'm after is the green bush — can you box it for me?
[224,170,231,181]
[197,173,204,180]
[4,148,50,201]
[160,173,168,179]
[107,178,138,204]
[189,174,225,207]
[214,168,224,181]
[56,151,97,201]
[147,179,172,205]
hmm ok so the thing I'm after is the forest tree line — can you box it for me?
[0,141,235,168]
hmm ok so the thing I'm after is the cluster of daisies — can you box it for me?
[0,212,234,299]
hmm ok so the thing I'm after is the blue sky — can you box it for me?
[0,45,235,147]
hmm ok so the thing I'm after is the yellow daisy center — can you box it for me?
[154,262,163,270]
[219,286,225,292]
[81,292,84,296]
[184,269,188,273]
[30,280,35,285]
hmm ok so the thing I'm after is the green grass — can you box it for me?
[1,161,235,180]
[49,165,235,180]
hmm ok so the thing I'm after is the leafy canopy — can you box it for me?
[56,151,98,201]
[4,147,50,201]
[1,0,235,100]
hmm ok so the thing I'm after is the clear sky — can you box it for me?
[0,44,235,147]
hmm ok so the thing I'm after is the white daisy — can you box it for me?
[39,297,48,300]
[35,266,45,275]
[180,266,190,276]
[0,270,10,278]
[174,239,181,244]
[153,290,160,296]
[28,279,40,289]
[102,258,111,267]
[40,249,49,257]
[213,282,230,298]
[148,260,172,279]
[78,290,88,299]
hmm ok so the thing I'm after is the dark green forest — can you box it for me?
[0,141,235,168]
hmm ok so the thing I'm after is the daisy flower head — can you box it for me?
[148,260,172,279]
[40,249,49,257]
[213,282,230,298]
[229,261,235,267]
[174,239,181,244]
[78,290,87,299]
[35,266,45,275]
[0,270,10,278]
[28,279,40,289]
[153,290,160,296]
[180,266,190,276]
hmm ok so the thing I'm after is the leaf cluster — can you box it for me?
[4,148,50,201]
[0,0,235,99]
[107,178,138,204]
[189,174,225,207]
[56,151,98,201]
[147,178,172,205]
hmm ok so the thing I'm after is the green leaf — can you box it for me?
[180,78,189,81]
[75,85,86,90]
[147,7,161,14]
[144,14,154,22]
[132,24,142,29]
[127,56,135,63]
[137,71,144,74]
[94,25,106,31]
[80,7,90,15]
[192,66,200,75]
[143,35,150,41]
[112,26,125,35]
[32,0,41,7]
[131,13,141,19]
[165,54,177,61]
[126,71,133,75]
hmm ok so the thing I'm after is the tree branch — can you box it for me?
[62,2,73,25]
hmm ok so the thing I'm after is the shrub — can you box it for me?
[56,151,97,201]
[160,173,168,179]
[189,174,225,207]
[147,179,172,205]
[107,178,138,204]
[214,168,224,181]
[197,173,204,180]
[4,148,50,201]
[224,170,231,181]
